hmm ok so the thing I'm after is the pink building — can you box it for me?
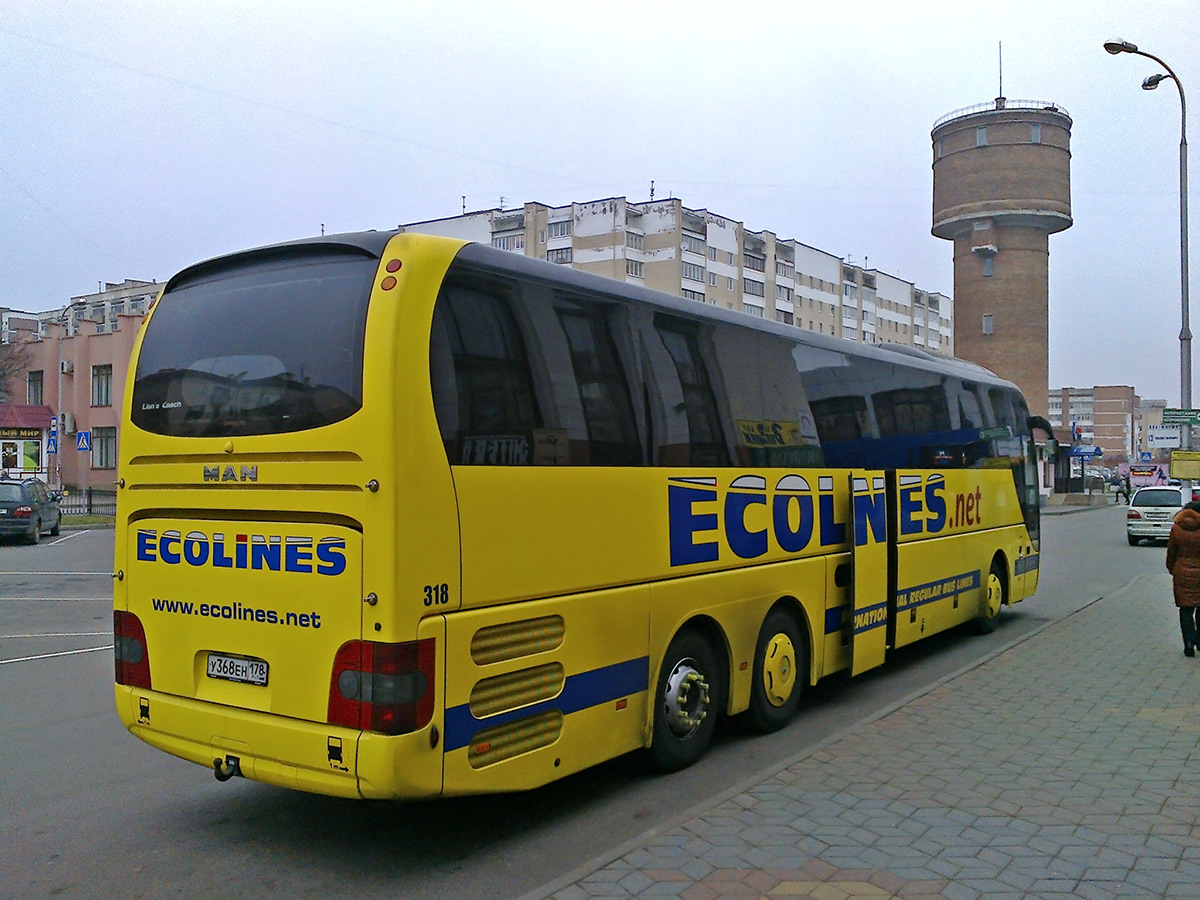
[0,313,144,490]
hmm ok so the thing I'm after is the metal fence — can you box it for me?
[60,488,117,517]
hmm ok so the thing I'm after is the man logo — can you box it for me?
[204,465,258,483]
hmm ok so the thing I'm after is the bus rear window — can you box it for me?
[131,253,374,437]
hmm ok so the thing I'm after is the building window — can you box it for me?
[743,253,766,272]
[708,247,718,261]
[681,234,706,254]
[681,289,705,302]
[726,277,735,291]
[547,247,573,265]
[27,370,43,406]
[775,261,794,278]
[982,314,994,335]
[682,262,706,283]
[92,426,117,469]
[776,285,792,302]
[1031,124,1042,143]
[726,252,735,266]
[976,126,987,146]
[743,304,764,318]
[91,364,113,407]
[493,233,525,252]
[743,279,765,297]
[547,220,572,238]
[625,259,644,278]
[982,256,994,277]
[708,272,718,286]
[625,232,644,251]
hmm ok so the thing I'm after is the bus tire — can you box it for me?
[973,559,1006,634]
[747,608,806,733]
[648,629,721,772]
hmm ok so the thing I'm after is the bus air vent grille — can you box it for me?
[470,615,565,665]
[468,710,563,769]
[469,663,565,718]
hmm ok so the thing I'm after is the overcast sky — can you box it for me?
[1,1,1196,403]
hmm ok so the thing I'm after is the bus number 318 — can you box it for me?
[423,584,449,606]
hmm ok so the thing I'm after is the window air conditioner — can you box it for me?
[61,413,76,434]
[59,360,74,375]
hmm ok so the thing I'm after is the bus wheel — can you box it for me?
[747,608,806,733]
[974,561,1006,634]
[649,629,720,772]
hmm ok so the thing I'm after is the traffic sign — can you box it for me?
[76,431,91,452]
[1161,408,1200,425]
[46,436,58,455]
[1139,451,1153,462]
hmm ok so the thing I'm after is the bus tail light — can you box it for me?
[328,639,435,735]
[114,610,152,689]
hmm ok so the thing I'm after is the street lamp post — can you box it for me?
[1105,39,1191,461]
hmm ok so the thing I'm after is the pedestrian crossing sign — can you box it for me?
[47,436,58,454]
[76,431,91,452]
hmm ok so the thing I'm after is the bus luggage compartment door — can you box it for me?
[848,472,888,676]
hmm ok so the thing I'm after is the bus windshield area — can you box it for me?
[131,253,373,437]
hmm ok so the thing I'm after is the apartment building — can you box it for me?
[0,281,154,488]
[406,196,954,355]
[1047,385,1143,462]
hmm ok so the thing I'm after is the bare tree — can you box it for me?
[0,339,31,405]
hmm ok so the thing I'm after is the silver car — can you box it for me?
[1126,485,1186,545]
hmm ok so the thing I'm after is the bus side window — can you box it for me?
[873,386,951,437]
[957,381,984,431]
[653,316,729,466]
[810,395,867,443]
[556,304,642,465]
[430,278,543,465]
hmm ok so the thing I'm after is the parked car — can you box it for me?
[0,478,63,544]
[1126,485,1186,546]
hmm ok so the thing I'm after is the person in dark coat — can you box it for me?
[1165,499,1200,657]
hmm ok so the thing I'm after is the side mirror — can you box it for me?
[1044,439,1059,461]
[49,491,63,502]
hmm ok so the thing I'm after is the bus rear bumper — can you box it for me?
[115,684,368,799]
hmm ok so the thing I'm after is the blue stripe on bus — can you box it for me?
[852,600,889,634]
[895,570,980,611]
[443,656,650,753]
[1015,554,1039,575]
[825,606,846,635]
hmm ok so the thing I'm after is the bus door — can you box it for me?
[849,472,889,676]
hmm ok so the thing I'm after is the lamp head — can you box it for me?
[1103,39,1138,55]
[1142,73,1168,90]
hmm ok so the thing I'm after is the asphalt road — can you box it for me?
[0,507,1169,900]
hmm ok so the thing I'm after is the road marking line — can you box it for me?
[1,632,112,638]
[0,571,113,576]
[0,645,113,664]
[47,530,90,544]
[0,597,114,602]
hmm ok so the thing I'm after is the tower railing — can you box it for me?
[933,99,1071,130]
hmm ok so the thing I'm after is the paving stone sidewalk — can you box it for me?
[530,574,1200,900]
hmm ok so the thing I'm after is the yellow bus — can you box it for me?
[114,231,1050,798]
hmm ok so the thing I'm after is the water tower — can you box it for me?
[931,97,1073,418]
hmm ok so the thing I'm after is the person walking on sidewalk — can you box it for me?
[1165,500,1200,657]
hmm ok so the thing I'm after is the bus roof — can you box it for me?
[164,228,1019,397]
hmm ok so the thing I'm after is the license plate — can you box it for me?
[207,653,268,686]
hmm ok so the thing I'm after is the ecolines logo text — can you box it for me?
[136,529,347,576]
[668,474,887,567]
